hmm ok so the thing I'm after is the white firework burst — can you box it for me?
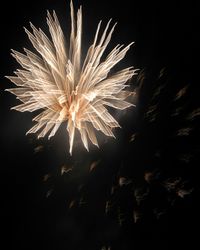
[6,1,138,154]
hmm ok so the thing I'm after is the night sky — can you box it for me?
[0,0,199,249]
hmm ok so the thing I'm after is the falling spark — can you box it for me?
[119,177,132,187]
[61,164,72,175]
[151,85,164,100]
[144,171,153,183]
[176,188,194,198]
[134,187,149,205]
[158,67,166,79]
[171,107,184,117]
[69,200,76,209]
[117,207,126,226]
[133,210,142,223]
[144,104,158,122]
[186,107,200,120]
[105,200,112,214]
[176,127,193,136]
[178,153,193,163]
[153,208,167,219]
[43,173,51,182]
[163,177,182,191]
[102,247,111,250]
[129,133,137,142]
[89,159,101,172]
[144,170,161,184]
[6,1,137,154]
[163,177,194,197]
[111,185,117,195]
[34,145,44,154]
[46,189,53,198]
[167,195,177,206]
[79,197,87,206]
[174,85,189,101]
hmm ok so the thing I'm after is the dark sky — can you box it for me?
[0,1,199,250]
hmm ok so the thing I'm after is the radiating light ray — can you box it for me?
[6,1,137,154]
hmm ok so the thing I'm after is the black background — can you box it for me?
[0,0,199,249]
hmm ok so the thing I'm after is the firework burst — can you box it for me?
[6,1,137,154]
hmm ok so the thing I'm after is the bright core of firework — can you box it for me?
[6,1,138,154]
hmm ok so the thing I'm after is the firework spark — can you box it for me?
[6,1,137,154]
